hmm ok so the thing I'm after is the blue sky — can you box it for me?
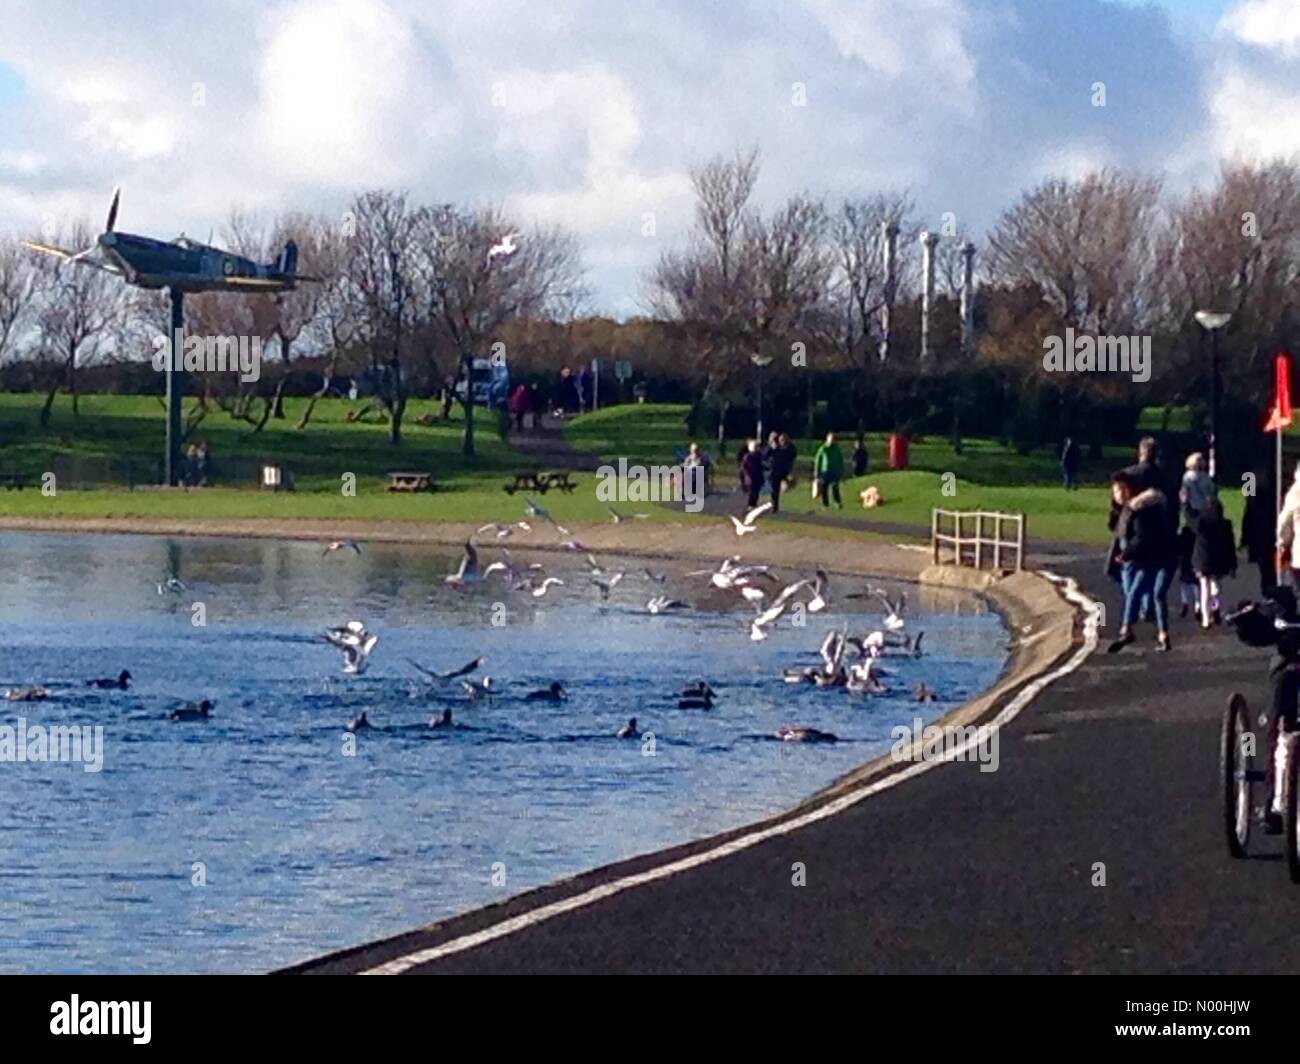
[0,61,23,105]
[0,0,1295,316]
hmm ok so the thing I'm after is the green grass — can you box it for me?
[0,394,1249,543]
[563,403,1254,546]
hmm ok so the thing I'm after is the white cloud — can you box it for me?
[0,0,1294,314]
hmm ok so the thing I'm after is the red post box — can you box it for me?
[887,433,909,470]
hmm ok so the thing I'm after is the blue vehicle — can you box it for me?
[456,358,510,409]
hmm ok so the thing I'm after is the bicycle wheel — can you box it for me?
[1221,692,1254,858]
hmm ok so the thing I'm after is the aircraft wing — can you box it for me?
[222,276,288,288]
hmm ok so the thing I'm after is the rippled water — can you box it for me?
[0,531,1006,973]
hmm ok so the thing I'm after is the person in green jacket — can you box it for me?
[814,432,844,509]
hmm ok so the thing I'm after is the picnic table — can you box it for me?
[0,472,28,490]
[387,471,435,493]
[502,471,577,495]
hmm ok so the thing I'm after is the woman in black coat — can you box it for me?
[1193,499,1236,628]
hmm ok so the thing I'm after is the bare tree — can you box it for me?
[645,149,762,397]
[28,221,124,425]
[337,190,424,445]
[417,204,585,456]
[821,193,917,369]
[0,236,37,364]
[985,168,1166,337]
[1168,160,1300,395]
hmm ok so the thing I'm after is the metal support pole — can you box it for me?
[165,287,185,486]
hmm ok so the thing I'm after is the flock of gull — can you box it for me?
[3,497,941,744]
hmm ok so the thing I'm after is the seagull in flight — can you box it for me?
[729,501,773,537]
[476,522,531,540]
[591,573,624,600]
[461,676,493,699]
[647,595,690,614]
[444,541,481,589]
[608,506,648,524]
[530,577,565,598]
[749,579,812,641]
[407,656,484,682]
[322,620,379,675]
[487,232,519,263]
[321,540,362,557]
[523,496,570,536]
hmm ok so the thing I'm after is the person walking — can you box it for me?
[740,438,764,510]
[813,432,844,510]
[1177,452,1218,619]
[507,383,531,433]
[1276,463,1300,586]
[1108,469,1174,654]
[1242,466,1277,598]
[1193,498,1236,628]
[1060,437,1081,491]
[852,433,869,478]
[765,431,795,513]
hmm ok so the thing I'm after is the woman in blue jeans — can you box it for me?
[1108,470,1174,653]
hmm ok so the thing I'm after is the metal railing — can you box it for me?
[931,508,1026,572]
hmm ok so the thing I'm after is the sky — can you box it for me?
[0,0,1296,318]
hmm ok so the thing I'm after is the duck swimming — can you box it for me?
[677,689,715,710]
[616,717,640,739]
[777,725,838,744]
[345,711,371,731]
[86,669,132,690]
[4,686,49,702]
[913,682,937,703]
[170,699,212,721]
[525,681,567,702]
[429,708,454,729]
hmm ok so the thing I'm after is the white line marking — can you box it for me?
[360,572,1100,975]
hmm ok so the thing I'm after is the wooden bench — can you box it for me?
[0,472,28,491]
[387,471,435,493]
[502,471,578,495]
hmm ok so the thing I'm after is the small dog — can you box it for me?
[859,485,883,509]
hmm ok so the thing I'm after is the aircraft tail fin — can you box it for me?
[276,240,298,277]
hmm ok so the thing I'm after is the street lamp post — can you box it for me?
[1195,310,1233,479]
[751,353,773,440]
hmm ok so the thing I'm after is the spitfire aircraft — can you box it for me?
[21,190,320,293]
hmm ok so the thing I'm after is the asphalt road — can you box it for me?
[285,525,1300,975]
